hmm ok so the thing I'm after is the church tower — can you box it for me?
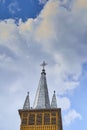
[18,61,63,130]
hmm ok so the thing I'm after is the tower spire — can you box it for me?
[23,92,30,110]
[33,61,50,109]
[51,91,57,108]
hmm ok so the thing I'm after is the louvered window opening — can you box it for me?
[44,113,50,125]
[51,118,56,125]
[28,114,35,125]
[23,112,28,117]
[36,113,42,125]
[22,118,27,125]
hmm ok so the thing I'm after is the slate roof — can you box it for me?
[33,69,50,109]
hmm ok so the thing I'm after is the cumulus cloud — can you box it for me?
[57,97,71,110]
[9,79,24,93]
[64,109,82,126]
[59,0,74,10]
[0,0,86,99]
[0,53,12,64]
[74,0,87,9]
[31,0,87,95]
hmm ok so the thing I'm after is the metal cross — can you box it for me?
[40,61,48,70]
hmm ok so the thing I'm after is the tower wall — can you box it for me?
[19,109,63,130]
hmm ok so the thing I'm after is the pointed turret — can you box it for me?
[51,91,57,108]
[23,92,30,110]
[33,61,50,109]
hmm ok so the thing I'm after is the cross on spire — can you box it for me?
[40,61,47,70]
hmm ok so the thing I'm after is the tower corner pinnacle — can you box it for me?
[51,90,57,108]
[23,92,30,110]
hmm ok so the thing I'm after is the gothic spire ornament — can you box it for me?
[51,91,57,108]
[23,92,30,110]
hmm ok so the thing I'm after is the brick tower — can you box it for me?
[18,61,63,130]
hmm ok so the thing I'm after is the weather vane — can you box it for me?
[40,61,48,70]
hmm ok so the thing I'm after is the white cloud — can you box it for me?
[8,1,21,14]
[59,0,74,10]
[9,80,24,93]
[0,0,87,95]
[74,0,87,9]
[57,97,71,110]
[39,0,47,4]
[33,0,87,94]
[0,54,12,63]
[64,109,82,126]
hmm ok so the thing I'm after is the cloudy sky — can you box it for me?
[0,0,87,130]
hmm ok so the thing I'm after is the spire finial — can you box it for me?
[40,61,47,70]
[27,91,29,95]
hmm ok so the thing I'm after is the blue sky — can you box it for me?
[0,0,45,21]
[0,0,87,130]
